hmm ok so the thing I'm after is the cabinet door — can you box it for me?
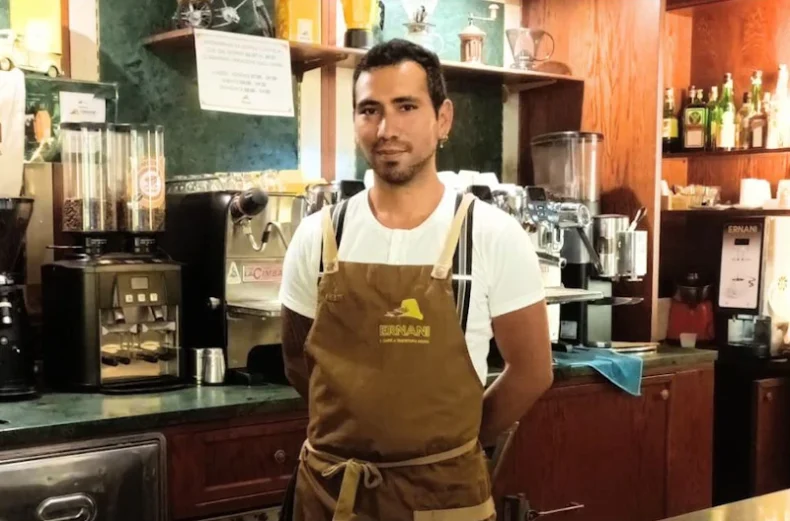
[751,378,790,496]
[166,414,308,520]
[494,376,671,521]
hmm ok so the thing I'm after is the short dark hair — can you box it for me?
[352,39,448,116]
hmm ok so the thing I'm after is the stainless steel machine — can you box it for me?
[162,179,365,385]
[528,131,648,348]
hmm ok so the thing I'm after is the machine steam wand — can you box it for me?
[229,187,289,253]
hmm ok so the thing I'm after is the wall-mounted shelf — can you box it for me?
[662,208,790,218]
[142,29,584,90]
[663,147,790,159]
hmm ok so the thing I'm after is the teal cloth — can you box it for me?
[553,348,643,396]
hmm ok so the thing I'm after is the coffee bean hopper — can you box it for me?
[41,123,186,393]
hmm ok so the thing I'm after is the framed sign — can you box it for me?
[0,0,72,78]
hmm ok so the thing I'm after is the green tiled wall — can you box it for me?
[94,0,504,178]
[98,0,299,177]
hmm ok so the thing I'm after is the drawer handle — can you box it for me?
[36,493,96,521]
[766,392,774,402]
[274,449,287,464]
[661,389,670,401]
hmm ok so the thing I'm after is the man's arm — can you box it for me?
[480,300,553,446]
[282,306,313,401]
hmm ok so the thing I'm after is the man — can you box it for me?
[279,39,553,521]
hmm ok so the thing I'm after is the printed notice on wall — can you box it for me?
[194,29,294,117]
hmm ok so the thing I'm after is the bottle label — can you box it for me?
[751,124,765,148]
[684,108,707,149]
[718,113,736,148]
[662,118,678,139]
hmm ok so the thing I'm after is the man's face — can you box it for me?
[354,61,452,185]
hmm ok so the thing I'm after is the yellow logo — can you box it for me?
[385,299,424,320]
[380,298,430,344]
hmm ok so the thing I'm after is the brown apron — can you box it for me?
[293,193,495,521]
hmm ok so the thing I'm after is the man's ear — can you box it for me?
[437,99,454,140]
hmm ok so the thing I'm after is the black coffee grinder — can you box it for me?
[0,197,36,400]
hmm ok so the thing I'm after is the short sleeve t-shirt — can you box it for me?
[279,186,546,384]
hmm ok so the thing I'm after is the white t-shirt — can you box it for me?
[279,186,546,384]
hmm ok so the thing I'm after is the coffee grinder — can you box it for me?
[42,123,185,393]
[530,131,647,347]
[0,197,37,400]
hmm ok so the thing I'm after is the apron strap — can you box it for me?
[432,193,475,280]
[452,193,475,333]
[318,200,349,277]
[302,438,479,521]
[321,205,341,273]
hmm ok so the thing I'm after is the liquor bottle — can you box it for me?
[767,65,788,148]
[662,88,679,153]
[683,85,707,150]
[750,92,769,149]
[706,86,719,150]
[736,92,754,150]
[716,73,736,151]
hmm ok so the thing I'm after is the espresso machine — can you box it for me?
[0,197,37,400]
[530,131,648,347]
[42,123,185,393]
[162,179,364,385]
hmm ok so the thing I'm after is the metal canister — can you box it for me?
[617,230,648,281]
[459,21,486,63]
[593,215,629,278]
[202,348,227,385]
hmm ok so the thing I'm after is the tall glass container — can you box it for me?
[60,122,118,232]
[117,124,166,233]
[530,131,603,205]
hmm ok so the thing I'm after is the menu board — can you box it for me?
[194,29,294,118]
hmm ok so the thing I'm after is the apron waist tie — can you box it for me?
[301,438,479,521]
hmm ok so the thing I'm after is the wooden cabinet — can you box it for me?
[751,378,790,496]
[164,366,714,521]
[165,412,307,520]
[494,367,714,521]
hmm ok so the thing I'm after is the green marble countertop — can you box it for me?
[0,384,303,448]
[0,347,715,449]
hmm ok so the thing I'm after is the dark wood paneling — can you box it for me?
[321,0,337,181]
[690,0,790,95]
[663,11,693,109]
[662,157,690,187]
[520,0,664,341]
[686,152,790,203]
[165,412,307,520]
[666,367,715,516]
[667,0,732,10]
[751,377,790,496]
[60,0,71,78]
[495,376,672,521]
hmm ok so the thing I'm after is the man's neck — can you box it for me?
[369,172,445,230]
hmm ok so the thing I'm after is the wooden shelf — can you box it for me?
[663,147,790,159]
[142,28,584,89]
[662,208,790,217]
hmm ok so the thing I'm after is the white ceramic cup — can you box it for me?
[679,332,698,349]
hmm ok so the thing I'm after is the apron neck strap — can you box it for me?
[321,205,340,273]
[432,193,475,279]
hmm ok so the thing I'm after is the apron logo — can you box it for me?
[384,299,424,320]
[380,299,430,344]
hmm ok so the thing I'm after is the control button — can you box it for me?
[124,294,134,304]
[137,294,146,303]
[149,293,158,302]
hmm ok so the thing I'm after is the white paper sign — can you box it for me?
[59,91,106,123]
[194,29,295,118]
